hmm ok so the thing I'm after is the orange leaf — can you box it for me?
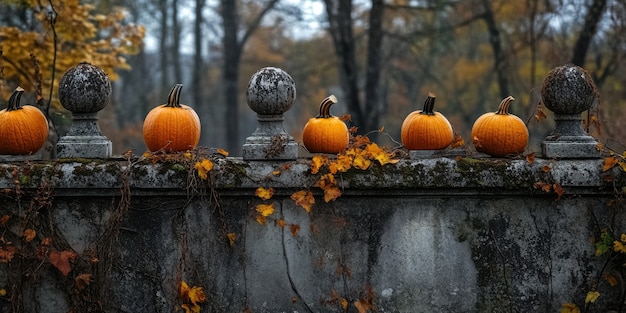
[602,156,619,172]
[188,286,207,305]
[0,215,9,226]
[255,203,275,217]
[323,186,342,202]
[450,133,465,148]
[525,153,535,164]
[256,215,267,225]
[541,165,551,173]
[534,104,547,122]
[291,190,315,213]
[354,298,374,313]
[473,136,482,148]
[255,187,274,200]
[74,273,92,290]
[290,224,301,237]
[216,148,229,156]
[604,273,618,286]
[0,246,16,263]
[553,183,564,199]
[49,250,77,276]
[227,233,236,247]
[276,219,286,228]
[23,228,36,242]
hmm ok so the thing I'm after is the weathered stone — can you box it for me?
[243,67,298,160]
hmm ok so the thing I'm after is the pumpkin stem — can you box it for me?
[7,86,25,111]
[166,84,183,108]
[317,95,338,118]
[420,91,437,115]
[496,96,515,115]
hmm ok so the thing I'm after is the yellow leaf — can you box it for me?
[227,233,236,247]
[290,190,315,213]
[256,203,275,217]
[194,159,213,180]
[353,154,371,170]
[334,154,353,172]
[619,161,626,172]
[276,219,285,228]
[614,240,626,253]
[180,281,190,298]
[341,298,348,309]
[255,187,274,200]
[560,303,580,313]
[23,228,36,242]
[323,186,342,203]
[256,215,267,225]
[184,152,192,159]
[0,289,6,296]
[272,170,281,176]
[585,291,600,304]
[216,148,229,156]
[189,286,207,305]
[311,155,328,174]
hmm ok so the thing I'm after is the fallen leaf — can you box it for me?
[0,246,16,263]
[216,148,229,156]
[323,186,342,203]
[353,154,371,170]
[450,133,465,148]
[541,165,551,173]
[602,156,619,172]
[0,215,9,226]
[255,187,274,200]
[311,155,328,174]
[525,153,535,164]
[585,291,600,304]
[553,183,564,199]
[227,233,236,247]
[23,228,36,242]
[74,273,92,290]
[256,215,267,225]
[49,250,77,276]
[276,219,285,228]
[291,190,315,213]
[560,303,580,313]
[290,224,301,237]
[604,273,618,286]
[255,203,275,217]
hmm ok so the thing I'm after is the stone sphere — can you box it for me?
[541,64,599,114]
[59,62,111,113]
[246,67,296,115]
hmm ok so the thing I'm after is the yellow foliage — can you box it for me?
[194,159,214,180]
[560,303,580,313]
[179,281,207,313]
[0,0,145,103]
[585,291,600,304]
[255,187,274,200]
[255,203,275,217]
[290,190,315,213]
[614,240,626,253]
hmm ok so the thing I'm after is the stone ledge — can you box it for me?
[0,157,619,197]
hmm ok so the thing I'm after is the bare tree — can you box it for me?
[220,0,279,154]
[571,0,607,67]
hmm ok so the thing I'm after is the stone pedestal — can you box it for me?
[56,62,112,159]
[242,67,298,160]
[540,64,601,159]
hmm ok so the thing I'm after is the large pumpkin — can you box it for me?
[0,87,49,155]
[400,91,454,150]
[143,84,201,152]
[471,96,528,157]
[302,95,349,154]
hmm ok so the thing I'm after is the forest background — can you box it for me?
[1,0,625,157]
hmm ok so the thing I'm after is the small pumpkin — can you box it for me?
[302,95,349,154]
[471,96,528,157]
[0,87,49,155]
[400,91,454,150]
[143,84,201,152]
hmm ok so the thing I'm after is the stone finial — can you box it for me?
[56,62,112,158]
[242,67,298,160]
[541,64,600,159]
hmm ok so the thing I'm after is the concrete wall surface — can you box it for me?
[0,156,624,313]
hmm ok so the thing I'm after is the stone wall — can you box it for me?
[0,156,624,313]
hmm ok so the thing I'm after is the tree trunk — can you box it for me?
[221,0,241,154]
[159,0,170,92]
[481,0,510,99]
[364,0,384,133]
[324,0,363,131]
[193,0,206,142]
[172,0,182,84]
[571,0,607,67]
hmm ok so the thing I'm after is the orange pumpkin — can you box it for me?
[302,95,349,154]
[143,84,201,152]
[401,91,454,150]
[471,96,528,157]
[0,87,49,155]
